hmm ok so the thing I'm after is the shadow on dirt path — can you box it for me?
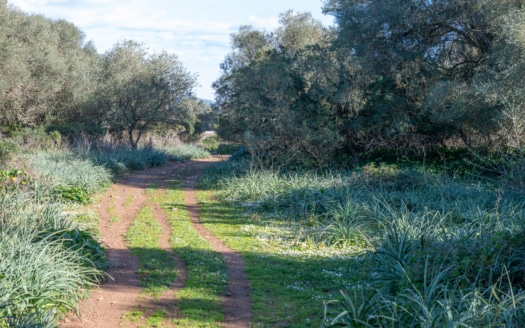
[183,160,253,328]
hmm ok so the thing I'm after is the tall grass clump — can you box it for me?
[0,188,107,326]
[0,231,103,327]
[322,182,525,326]
[323,203,525,327]
[73,143,168,174]
[160,144,211,161]
[26,151,111,204]
[28,151,112,193]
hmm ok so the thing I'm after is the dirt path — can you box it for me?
[183,162,253,327]
[61,158,252,328]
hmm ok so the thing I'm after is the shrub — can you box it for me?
[9,127,62,151]
[53,185,91,204]
[0,140,20,162]
[201,135,219,152]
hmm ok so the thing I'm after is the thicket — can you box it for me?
[215,1,525,168]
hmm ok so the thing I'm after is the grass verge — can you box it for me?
[196,190,364,327]
[198,159,525,327]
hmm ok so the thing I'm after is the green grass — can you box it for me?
[0,190,106,327]
[125,206,178,298]
[121,309,144,323]
[160,144,211,161]
[196,190,365,327]
[123,196,134,207]
[71,143,168,175]
[157,180,227,327]
[198,159,525,327]
[146,309,169,327]
[27,150,112,196]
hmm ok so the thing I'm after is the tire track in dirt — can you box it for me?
[182,159,253,328]
[61,157,253,327]
[61,164,188,328]
[142,167,188,321]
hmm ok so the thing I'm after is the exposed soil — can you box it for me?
[60,157,252,328]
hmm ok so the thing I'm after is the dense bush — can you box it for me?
[215,2,525,168]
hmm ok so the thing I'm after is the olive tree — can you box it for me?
[215,12,342,167]
[323,0,525,149]
[100,40,196,148]
[0,2,98,130]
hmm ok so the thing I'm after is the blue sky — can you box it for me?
[8,0,334,100]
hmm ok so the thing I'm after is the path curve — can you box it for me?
[60,158,252,328]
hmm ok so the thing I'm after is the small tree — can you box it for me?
[100,40,196,148]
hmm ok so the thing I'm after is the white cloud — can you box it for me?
[248,15,279,30]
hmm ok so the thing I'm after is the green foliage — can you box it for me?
[40,228,109,272]
[8,127,65,151]
[0,4,210,146]
[53,185,90,204]
[28,151,112,194]
[68,144,168,174]
[0,2,101,129]
[215,2,525,167]
[201,136,220,152]
[99,40,197,148]
[203,158,525,326]
[0,187,106,326]
[1,308,55,328]
[215,11,342,168]
[45,121,105,140]
[0,231,103,326]
[0,140,20,162]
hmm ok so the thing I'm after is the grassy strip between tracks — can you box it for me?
[157,179,227,327]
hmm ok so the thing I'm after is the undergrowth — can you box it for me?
[200,159,525,327]
[160,144,211,161]
[0,189,107,327]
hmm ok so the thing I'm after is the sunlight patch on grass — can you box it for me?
[125,206,178,298]
[196,190,367,327]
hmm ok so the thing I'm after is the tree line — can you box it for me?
[214,1,525,167]
[0,1,211,147]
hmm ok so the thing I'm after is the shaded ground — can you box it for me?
[61,157,252,328]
